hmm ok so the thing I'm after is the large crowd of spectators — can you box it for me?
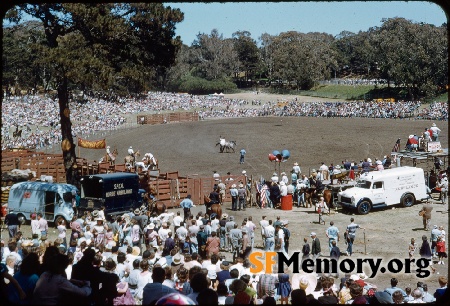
[1,92,447,150]
[1,205,448,305]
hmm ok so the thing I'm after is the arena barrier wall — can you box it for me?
[137,112,199,125]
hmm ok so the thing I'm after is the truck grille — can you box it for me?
[340,196,352,204]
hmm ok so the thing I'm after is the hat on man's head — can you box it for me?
[239,183,244,188]
[221,260,230,267]
[134,208,141,215]
[132,246,140,256]
[294,162,298,166]
[229,216,234,221]
[172,253,182,264]
[129,146,133,149]
[92,210,99,218]
[310,232,316,237]
[335,165,341,169]
[200,225,205,229]
[432,123,436,127]
[242,170,246,174]
[222,213,228,219]
[231,184,236,188]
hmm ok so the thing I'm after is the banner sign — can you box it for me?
[77,137,106,149]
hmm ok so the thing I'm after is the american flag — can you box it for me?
[392,138,401,152]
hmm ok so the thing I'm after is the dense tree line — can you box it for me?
[2,5,448,181]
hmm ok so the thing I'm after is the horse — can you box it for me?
[100,148,118,165]
[204,195,222,219]
[141,193,166,216]
[216,138,226,153]
[124,149,140,167]
[13,129,22,138]
[223,140,236,153]
[142,154,158,170]
[333,170,349,184]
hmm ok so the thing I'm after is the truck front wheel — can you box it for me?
[357,200,371,214]
[401,194,415,207]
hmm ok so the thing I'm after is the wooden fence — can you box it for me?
[137,112,199,125]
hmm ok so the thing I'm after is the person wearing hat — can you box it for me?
[271,172,279,183]
[430,122,441,141]
[229,184,238,211]
[128,146,135,157]
[293,162,301,176]
[237,183,246,211]
[330,164,342,184]
[197,225,208,258]
[217,180,226,204]
[208,186,220,211]
[179,194,194,222]
[4,208,20,239]
[219,214,228,250]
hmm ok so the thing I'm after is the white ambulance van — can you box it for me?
[7,181,78,225]
[337,166,429,214]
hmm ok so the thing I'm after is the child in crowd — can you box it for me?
[408,238,416,260]
[436,236,447,265]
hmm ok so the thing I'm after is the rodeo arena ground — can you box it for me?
[1,91,449,305]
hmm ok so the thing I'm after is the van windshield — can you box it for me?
[81,180,103,198]
[356,180,372,189]
[63,192,73,203]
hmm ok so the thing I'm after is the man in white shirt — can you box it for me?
[211,215,220,233]
[430,123,441,141]
[276,224,287,257]
[229,257,245,278]
[172,212,183,232]
[175,222,188,249]
[319,162,329,181]
[293,162,301,175]
[128,146,134,156]
[158,223,171,245]
[157,210,175,224]
[264,220,276,252]
[246,216,256,249]
[259,216,269,249]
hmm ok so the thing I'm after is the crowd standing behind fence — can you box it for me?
[1,92,448,150]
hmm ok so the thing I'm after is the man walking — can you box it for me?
[180,194,194,222]
[345,218,365,256]
[239,148,246,164]
[311,232,321,260]
[419,203,433,231]
[326,221,340,253]
[4,208,20,239]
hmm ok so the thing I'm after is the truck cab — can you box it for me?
[337,166,429,214]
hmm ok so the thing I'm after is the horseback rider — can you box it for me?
[208,186,220,212]
[128,146,135,158]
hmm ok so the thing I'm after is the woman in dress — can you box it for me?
[206,231,220,256]
[133,260,152,304]
[94,218,106,247]
[277,266,292,305]
[131,219,141,247]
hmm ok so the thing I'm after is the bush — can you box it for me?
[169,75,237,95]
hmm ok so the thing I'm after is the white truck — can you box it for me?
[337,166,429,214]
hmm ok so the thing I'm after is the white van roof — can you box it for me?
[10,181,78,193]
[359,166,424,181]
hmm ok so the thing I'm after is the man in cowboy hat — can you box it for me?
[219,213,228,250]
[128,146,135,157]
[230,184,238,211]
[180,194,194,222]
[293,162,301,176]
[237,183,246,211]
[430,123,441,141]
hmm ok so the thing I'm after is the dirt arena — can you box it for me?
[14,92,450,294]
